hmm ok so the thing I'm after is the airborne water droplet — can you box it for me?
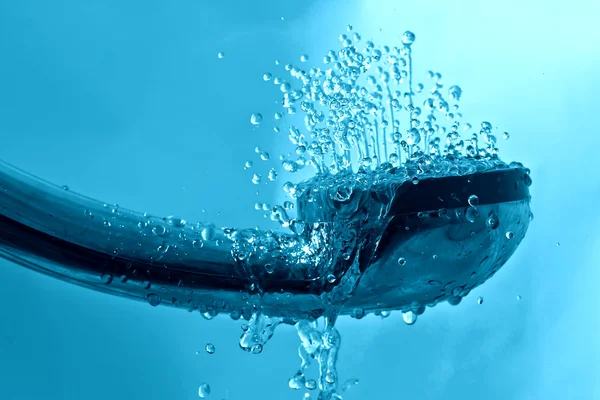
[477,296,484,305]
[205,343,216,354]
[250,113,263,125]
[401,31,415,45]
[198,383,211,398]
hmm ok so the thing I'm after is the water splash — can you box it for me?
[228,27,516,399]
[74,26,523,399]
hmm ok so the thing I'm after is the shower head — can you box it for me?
[0,160,531,319]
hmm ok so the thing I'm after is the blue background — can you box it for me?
[1,0,599,399]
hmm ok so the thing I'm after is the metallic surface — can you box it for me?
[0,160,531,318]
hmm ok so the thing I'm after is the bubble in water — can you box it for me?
[252,174,262,184]
[201,227,216,241]
[397,257,407,266]
[198,383,211,398]
[468,194,479,206]
[477,296,484,305]
[250,113,263,125]
[147,294,161,307]
[327,273,336,283]
[101,274,113,284]
[260,151,271,161]
[244,160,253,169]
[152,225,166,236]
[205,343,216,354]
[402,311,417,325]
[517,295,522,300]
[263,73,272,81]
[506,231,515,239]
[402,31,416,45]
[300,54,309,62]
[192,239,204,248]
[503,132,510,140]
[217,52,224,59]
[486,213,499,229]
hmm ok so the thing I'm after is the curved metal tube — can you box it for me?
[0,160,531,318]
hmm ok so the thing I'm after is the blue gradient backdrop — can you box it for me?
[0,1,598,399]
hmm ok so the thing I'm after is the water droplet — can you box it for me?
[305,379,317,390]
[147,294,161,307]
[251,344,263,354]
[517,295,522,300]
[101,274,113,284]
[402,31,416,45]
[448,85,462,101]
[268,169,278,181]
[325,370,336,384]
[201,227,216,241]
[327,273,336,283]
[157,242,170,253]
[465,206,480,223]
[447,295,462,306]
[468,194,479,206]
[506,231,515,240]
[402,311,417,325]
[152,225,166,236]
[252,174,262,184]
[61,185,69,190]
[486,215,499,229]
[192,239,204,248]
[300,54,309,62]
[205,343,215,354]
[166,216,186,228]
[411,177,419,185]
[217,52,224,59]
[397,257,407,266]
[198,383,211,398]
[477,296,483,305]
[263,72,272,81]
[250,113,263,125]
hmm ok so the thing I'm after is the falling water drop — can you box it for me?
[198,383,211,398]
[205,343,216,354]
[401,31,416,45]
[250,113,263,125]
